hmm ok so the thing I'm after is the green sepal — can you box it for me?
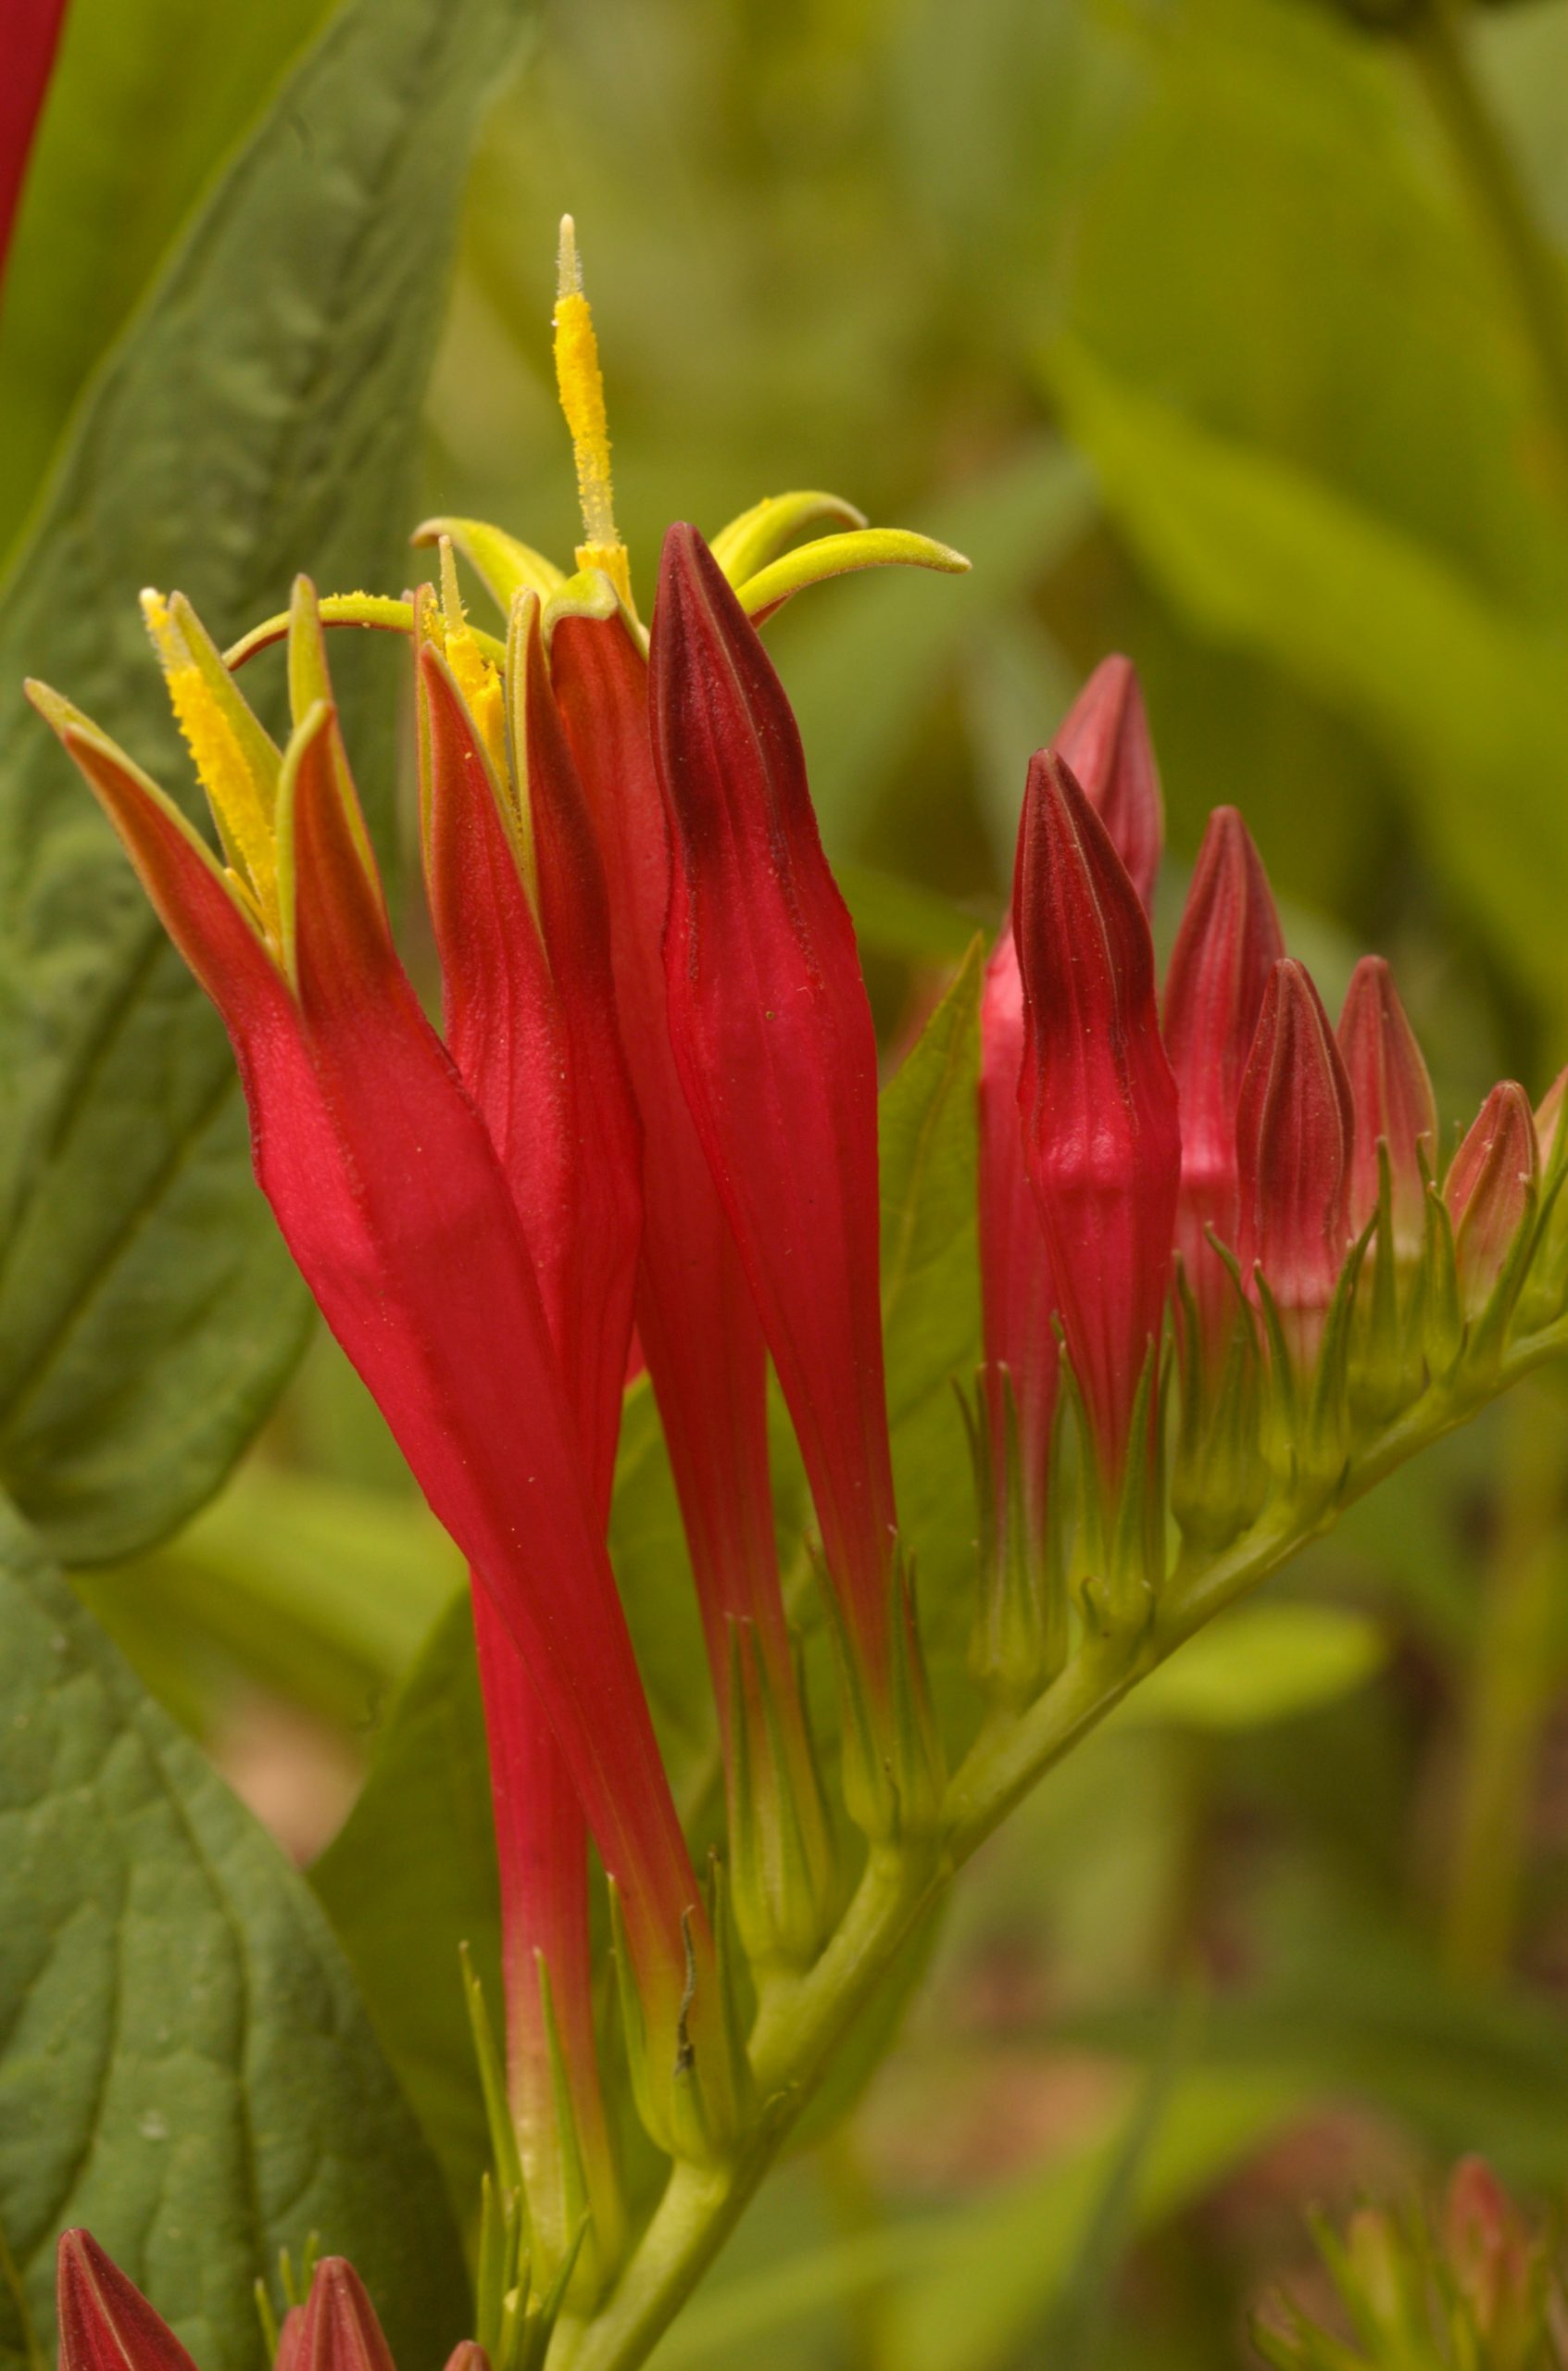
[725,1621,837,1974]
[1517,1124,1568,1331]
[888,1553,946,1838]
[1102,1339,1166,1635]
[960,1368,1069,1710]
[606,1886,745,2171]
[813,1543,896,1840]
[1251,1268,1302,1480]
[733,527,971,621]
[708,490,868,583]
[1171,1252,1268,1555]
[1463,1173,1542,1384]
[531,1956,620,2309]
[413,514,568,608]
[1421,1173,1464,1384]
[462,1940,525,2199]
[1299,1221,1372,1498]
[1349,1141,1426,1427]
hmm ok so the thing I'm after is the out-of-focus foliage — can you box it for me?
[6,0,1568,2362]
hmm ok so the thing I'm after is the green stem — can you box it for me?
[554,1314,1568,2371]
[1405,0,1568,487]
[1441,1380,1566,1983]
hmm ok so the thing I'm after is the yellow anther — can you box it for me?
[141,590,280,936]
[437,539,508,780]
[552,216,633,612]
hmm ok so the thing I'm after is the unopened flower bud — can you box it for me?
[56,2233,198,2371]
[1053,654,1162,910]
[1013,749,1180,1501]
[1337,956,1436,1261]
[1537,1066,1565,1172]
[1236,959,1354,1370]
[1444,2157,1534,2342]
[1445,1082,1537,1321]
[1164,807,1284,1367]
[294,2262,397,2371]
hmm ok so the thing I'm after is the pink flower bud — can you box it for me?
[1537,1065,1565,1169]
[1337,957,1436,1261]
[1013,750,1180,1492]
[294,2262,397,2371]
[1163,808,1284,1363]
[1445,1082,1537,1319]
[1236,959,1354,1365]
[56,2233,198,2371]
[978,927,1057,1551]
[1053,655,1162,911]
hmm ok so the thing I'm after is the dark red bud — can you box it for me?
[1445,1082,1537,1319]
[1236,960,1354,1362]
[295,2261,397,2371]
[1053,655,1163,911]
[1337,957,1436,1261]
[1013,749,1180,1490]
[56,2234,200,2371]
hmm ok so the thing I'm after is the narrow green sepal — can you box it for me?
[1348,1141,1425,1426]
[606,1885,744,2170]
[1463,1173,1541,1382]
[960,1369,1069,1709]
[475,2173,528,2371]
[1299,1221,1372,1497]
[530,1955,621,2308]
[1251,1267,1303,1479]
[813,1546,897,1841]
[725,1621,837,1973]
[1421,1175,1464,1383]
[463,1941,525,2197]
[888,1553,946,1838]
[1517,1134,1568,1330]
[1102,1340,1166,1634]
[1172,1253,1268,1554]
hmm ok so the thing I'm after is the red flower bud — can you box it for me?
[1445,1082,1537,1318]
[978,927,1057,1549]
[1053,656,1162,910]
[652,522,897,1692]
[1012,750,1180,1491]
[1337,956,1436,1262]
[1236,959,1354,1364]
[1162,807,1284,1363]
[56,2233,198,2371]
[1537,1065,1565,1169]
[294,2261,396,2371]
[1444,2158,1533,2340]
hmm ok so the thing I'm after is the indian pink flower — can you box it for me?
[1011,748,1180,1501]
[1236,958,1355,1370]
[1163,808,1284,1370]
[651,524,899,1720]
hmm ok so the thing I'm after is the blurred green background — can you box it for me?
[10,0,1568,2359]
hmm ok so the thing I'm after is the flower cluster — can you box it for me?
[27,226,1568,2356]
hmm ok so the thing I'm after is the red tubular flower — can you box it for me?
[418,584,637,2275]
[1337,956,1437,1261]
[1053,654,1162,911]
[1445,1082,1538,1319]
[1163,808,1285,1365]
[56,2231,198,2371]
[1012,750,1181,1496]
[293,2262,396,2371]
[650,522,897,1698]
[28,604,724,2128]
[549,594,834,1938]
[1236,958,1355,1366]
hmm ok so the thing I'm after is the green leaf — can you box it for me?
[0,0,532,1564]
[0,1497,468,2371]
[0,0,334,564]
[310,1589,500,2227]
[1115,1603,1388,1734]
[1045,336,1568,1023]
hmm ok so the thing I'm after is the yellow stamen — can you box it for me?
[552,216,633,612]
[437,540,508,780]
[141,591,280,936]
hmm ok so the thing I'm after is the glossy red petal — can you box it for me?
[978,927,1057,1543]
[1013,750,1180,1490]
[0,0,69,284]
[1338,956,1436,1261]
[551,605,791,1715]
[1053,655,1162,911]
[652,522,897,1689]
[1163,807,1284,1361]
[56,2232,199,2371]
[1236,960,1354,1360]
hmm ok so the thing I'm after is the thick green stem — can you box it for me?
[554,1315,1568,2371]
[1405,0,1568,489]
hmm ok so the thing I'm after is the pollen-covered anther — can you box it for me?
[553,215,633,610]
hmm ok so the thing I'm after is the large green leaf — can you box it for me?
[0,0,531,1564]
[0,1499,468,2371]
[0,0,332,563]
